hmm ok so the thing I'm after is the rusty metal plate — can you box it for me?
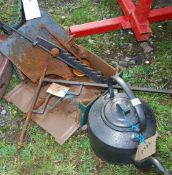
[4,81,50,113]
[5,78,100,144]
[0,35,13,99]
[4,81,36,113]
[46,58,73,80]
[0,10,71,82]
[35,85,100,144]
[0,53,12,99]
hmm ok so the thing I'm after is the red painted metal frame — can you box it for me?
[69,0,172,41]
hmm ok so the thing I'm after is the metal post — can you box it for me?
[134,0,154,23]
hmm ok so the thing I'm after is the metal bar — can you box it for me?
[130,0,153,40]
[134,0,154,23]
[0,22,34,43]
[49,98,63,112]
[17,68,47,149]
[70,16,131,37]
[44,78,172,95]
[149,6,172,23]
[40,24,81,60]
[117,0,135,16]
[0,22,58,53]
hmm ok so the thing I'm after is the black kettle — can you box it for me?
[88,75,171,174]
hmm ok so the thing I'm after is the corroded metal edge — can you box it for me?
[0,35,13,99]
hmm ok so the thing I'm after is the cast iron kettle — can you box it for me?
[88,75,171,174]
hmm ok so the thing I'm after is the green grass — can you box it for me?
[0,0,172,174]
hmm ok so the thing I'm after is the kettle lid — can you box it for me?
[101,94,140,132]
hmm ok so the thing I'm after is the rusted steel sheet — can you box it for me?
[5,77,100,145]
[46,59,73,80]
[0,54,12,99]
[0,35,12,99]
[4,81,50,113]
[0,10,73,82]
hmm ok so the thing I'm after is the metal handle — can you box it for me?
[148,157,172,175]
[108,75,146,131]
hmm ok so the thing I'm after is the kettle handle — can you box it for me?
[108,75,146,131]
[134,157,172,175]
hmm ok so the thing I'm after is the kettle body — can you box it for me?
[88,92,156,164]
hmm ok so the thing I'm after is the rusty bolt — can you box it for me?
[51,48,60,58]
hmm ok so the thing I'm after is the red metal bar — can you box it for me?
[149,6,172,23]
[69,0,172,41]
[128,0,154,40]
[117,0,135,15]
[70,16,131,37]
[135,0,154,23]
[117,0,154,40]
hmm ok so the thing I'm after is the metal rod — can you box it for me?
[44,78,172,95]
[0,22,53,54]
[17,68,47,149]
[0,22,34,43]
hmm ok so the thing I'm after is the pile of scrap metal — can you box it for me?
[0,10,121,148]
[0,10,172,150]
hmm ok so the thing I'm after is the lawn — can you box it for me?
[0,0,172,175]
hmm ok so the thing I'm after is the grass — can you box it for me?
[0,0,172,174]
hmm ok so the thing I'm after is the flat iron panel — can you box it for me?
[0,10,70,82]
